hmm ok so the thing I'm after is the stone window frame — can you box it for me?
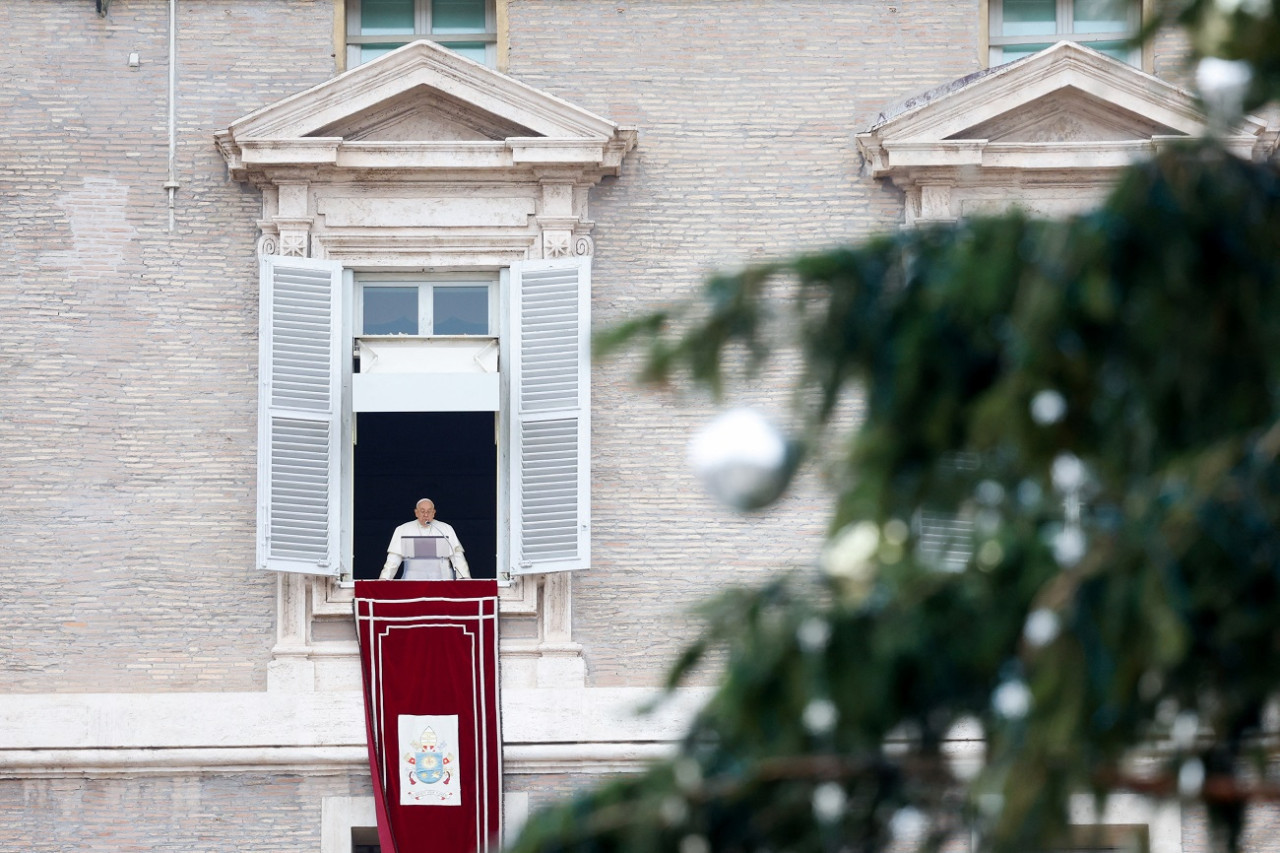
[265,255,592,692]
[218,40,636,693]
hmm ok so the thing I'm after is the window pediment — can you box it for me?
[945,87,1180,143]
[217,40,636,184]
[856,41,1274,225]
[309,85,539,143]
[216,39,636,266]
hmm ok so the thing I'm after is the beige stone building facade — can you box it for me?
[1,1,1274,850]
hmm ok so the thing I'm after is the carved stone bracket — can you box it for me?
[918,182,956,224]
[540,230,595,258]
[274,180,314,257]
[257,231,280,259]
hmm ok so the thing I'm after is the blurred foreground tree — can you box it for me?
[508,5,1280,852]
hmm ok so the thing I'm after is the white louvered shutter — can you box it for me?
[915,509,973,573]
[257,256,346,575]
[505,257,591,574]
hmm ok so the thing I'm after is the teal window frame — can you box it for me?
[988,0,1139,66]
[346,0,496,68]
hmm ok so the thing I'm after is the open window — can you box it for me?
[257,256,590,581]
[224,39,634,686]
[352,411,498,579]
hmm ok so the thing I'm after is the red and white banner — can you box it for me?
[355,580,502,853]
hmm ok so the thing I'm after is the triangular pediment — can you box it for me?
[229,39,619,142]
[858,41,1270,175]
[308,84,539,143]
[855,41,1274,227]
[216,40,636,179]
[946,87,1181,143]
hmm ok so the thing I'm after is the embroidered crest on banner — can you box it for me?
[398,714,462,806]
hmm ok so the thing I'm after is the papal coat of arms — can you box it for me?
[398,714,462,806]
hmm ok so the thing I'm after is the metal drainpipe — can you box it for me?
[164,0,179,232]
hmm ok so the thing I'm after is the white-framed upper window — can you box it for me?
[346,0,497,68]
[356,275,498,337]
[989,0,1139,66]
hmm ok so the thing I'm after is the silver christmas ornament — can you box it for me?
[688,407,796,510]
[1196,57,1252,131]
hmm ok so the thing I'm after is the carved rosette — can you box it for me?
[543,230,573,259]
[279,231,309,258]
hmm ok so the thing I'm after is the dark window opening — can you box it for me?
[352,824,381,852]
[353,411,497,580]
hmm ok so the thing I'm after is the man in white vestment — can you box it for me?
[379,498,472,580]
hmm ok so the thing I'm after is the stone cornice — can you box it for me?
[865,136,1259,176]
[0,743,678,778]
[223,136,637,180]
[0,687,710,777]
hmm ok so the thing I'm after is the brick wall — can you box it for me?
[0,0,992,694]
[0,771,369,852]
[505,0,984,686]
[0,0,1210,695]
[0,0,336,692]
[506,0,1215,687]
[0,0,1256,848]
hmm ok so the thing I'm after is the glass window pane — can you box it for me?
[360,0,415,34]
[363,287,419,335]
[432,0,486,33]
[433,286,489,335]
[1073,0,1130,33]
[1087,39,1133,60]
[441,42,488,62]
[360,43,406,63]
[999,43,1054,62]
[1002,0,1058,35]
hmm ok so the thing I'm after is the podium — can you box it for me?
[354,580,501,853]
[400,536,454,580]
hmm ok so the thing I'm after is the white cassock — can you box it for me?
[380,519,472,579]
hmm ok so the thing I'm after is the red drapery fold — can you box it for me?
[355,580,501,853]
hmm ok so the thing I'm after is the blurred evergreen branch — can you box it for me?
[523,27,1280,853]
